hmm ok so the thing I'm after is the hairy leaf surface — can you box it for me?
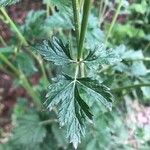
[0,0,20,6]
[34,37,73,65]
[45,74,113,148]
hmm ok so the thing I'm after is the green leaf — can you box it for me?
[34,36,73,65]
[86,14,105,49]
[77,78,113,110]
[45,74,113,148]
[0,0,20,6]
[131,61,148,77]
[85,44,121,65]
[15,52,37,76]
[84,44,121,76]
[0,46,15,53]
[45,12,73,30]
[12,113,46,147]
[50,0,71,12]
[21,10,47,40]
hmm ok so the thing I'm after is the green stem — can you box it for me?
[0,7,28,46]
[78,0,92,60]
[0,27,41,107]
[0,62,15,77]
[0,7,49,83]
[20,74,41,107]
[111,83,150,92]
[0,36,7,46]
[40,119,58,125]
[0,54,19,75]
[99,0,104,17]
[144,41,150,52]
[105,0,123,43]
[0,53,41,107]
[72,0,80,49]
[46,0,50,18]
[38,55,49,85]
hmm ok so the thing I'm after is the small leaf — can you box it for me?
[84,44,122,77]
[15,52,37,76]
[0,46,15,53]
[34,36,74,65]
[45,12,73,30]
[85,44,121,64]
[0,0,20,6]
[12,113,46,147]
[21,10,46,40]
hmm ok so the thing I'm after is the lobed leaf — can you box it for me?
[45,74,113,148]
[0,0,20,6]
[12,113,46,147]
[84,44,122,77]
[34,36,74,65]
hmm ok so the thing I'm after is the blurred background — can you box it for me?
[0,0,150,149]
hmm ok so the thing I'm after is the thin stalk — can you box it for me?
[0,64,15,77]
[38,55,49,85]
[0,28,41,106]
[0,7,49,83]
[101,0,107,19]
[74,63,79,81]
[72,0,80,48]
[0,36,7,46]
[144,41,150,52]
[46,0,50,18]
[78,0,92,60]
[99,0,104,18]
[0,7,28,46]
[105,0,123,43]
[0,53,41,107]
[0,54,19,75]
[40,119,58,125]
[99,0,107,22]
[111,83,150,92]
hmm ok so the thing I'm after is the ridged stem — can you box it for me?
[72,0,80,49]
[78,0,92,60]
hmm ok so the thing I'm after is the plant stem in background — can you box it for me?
[78,0,92,60]
[0,53,19,75]
[105,0,123,43]
[144,41,150,52]
[46,0,50,18]
[0,7,28,46]
[72,0,80,50]
[0,36,41,107]
[0,7,49,84]
[111,83,150,92]
[0,36,7,46]
[38,55,49,85]
[0,53,41,107]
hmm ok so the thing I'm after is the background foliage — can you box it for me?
[0,0,150,150]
